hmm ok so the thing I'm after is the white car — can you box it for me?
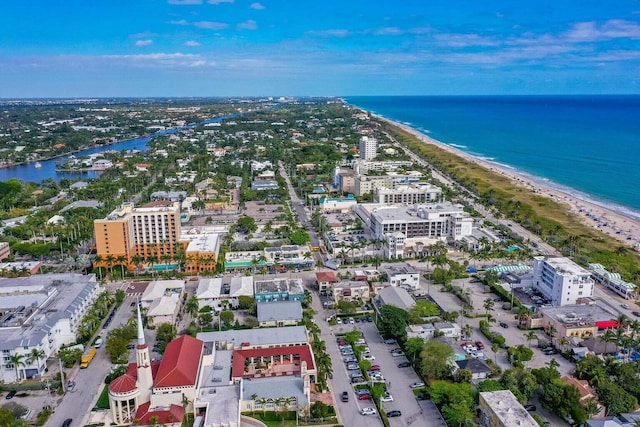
[361,407,377,416]
[410,382,425,389]
[362,353,375,361]
[336,318,343,324]
[380,394,393,402]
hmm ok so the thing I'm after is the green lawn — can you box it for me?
[94,384,110,410]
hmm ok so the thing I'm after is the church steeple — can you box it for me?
[135,298,153,403]
[136,298,145,346]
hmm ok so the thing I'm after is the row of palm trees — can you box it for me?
[7,347,46,382]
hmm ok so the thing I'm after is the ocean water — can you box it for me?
[345,96,640,216]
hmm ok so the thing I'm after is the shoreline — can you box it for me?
[372,113,640,249]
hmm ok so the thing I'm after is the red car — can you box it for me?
[358,393,372,400]
[475,341,485,349]
[368,365,381,371]
[460,341,474,347]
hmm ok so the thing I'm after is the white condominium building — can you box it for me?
[374,184,442,205]
[359,136,377,160]
[532,256,595,306]
[358,202,474,240]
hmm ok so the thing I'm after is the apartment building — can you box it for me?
[354,175,392,196]
[357,202,474,240]
[374,184,442,205]
[94,201,181,269]
[359,136,377,160]
[532,256,595,306]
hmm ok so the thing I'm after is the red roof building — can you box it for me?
[134,402,185,425]
[154,335,203,388]
[231,344,316,380]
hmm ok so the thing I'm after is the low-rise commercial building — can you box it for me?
[332,281,371,304]
[257,301,303,327]
[479,390,538,427]
[254,278,305,303]
[196,276,253,311]
[381,264,420,290]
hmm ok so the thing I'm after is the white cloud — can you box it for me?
[373,27,402,36]
[237,20,257,31]
[249,2,265,9]
[168,0,202,4]
[184,40,201,47]
[435,33,499,47]
[208,0,233,4]
[565,19,640,42]
[170,19,189,26]
[307,29,350,37]
[194,21,228,30]
[135,40,153,47]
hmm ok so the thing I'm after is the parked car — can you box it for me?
[386,410,402,417]
[344,356,357,363]
[524,404,537,412]
[633,311,640,317]
[409,382,425,389]
[362,353,375,361]
[475,341,485,349]
[341,391,349,402]
[351,376,365,384]
[366,315,373,322]
[391,350,405,357]
[357,393,372,400]
[361,407,377,416]
[336,318,343,324]
[499,322,509,328]
[622,303,630,310]
[126,344,135,349]
[383,339,397,344]
[5,390,17,400]
[62,419,73,427]
[347,363,360,370]
[368,365,381,371]
[355,389,371,395]
[380,393,394,402]
[397,361,411,368]
[390,348,402,353]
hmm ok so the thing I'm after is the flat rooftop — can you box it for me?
[537,256,591,276]
[197,325,309,349]
[480,390,538,427]
[540,304,617,325]
[183,233,221,253]
[254,278,304,295]
[0,273,99,348]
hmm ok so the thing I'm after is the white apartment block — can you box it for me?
[532,256,595,306]
[358,202,474,240]
[0,274,100,383]
[359,136,377,160]
[374,184,442,205]
[381,264,421,290]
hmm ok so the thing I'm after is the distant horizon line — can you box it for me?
[1,94,640,101]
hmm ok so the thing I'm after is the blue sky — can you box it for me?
[1,0,640,97]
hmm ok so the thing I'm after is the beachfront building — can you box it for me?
[588,263,637,300]
[479,390,538,427]
[359,136,377,160]
[0,274,100,383]
[94,201,181,270]
[532,257,595,306]
[355,202,474,241]
[374,184,442,205]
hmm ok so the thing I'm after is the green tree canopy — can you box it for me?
[379,305,409,340]
[421,339,454,381]
[289,230,310,245]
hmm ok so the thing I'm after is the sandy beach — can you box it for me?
[382,118,640,250]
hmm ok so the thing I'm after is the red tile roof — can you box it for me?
[109,373,137,393]
[316,271,339,283]
[154,335,203,388]
[231,344,315,378]
[142,200,174,208]
[109,360,161,395]
[134,402,184,426]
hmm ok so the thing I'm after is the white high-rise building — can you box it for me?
[532,257,594,306]
[359,136,377,160]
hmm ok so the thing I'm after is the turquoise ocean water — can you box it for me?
[345,96,640,217]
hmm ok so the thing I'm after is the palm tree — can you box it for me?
[602,329,616,355]
[105,254,116,276]
[116,255,127,279]
[28,348,46,374]
[9,353,26,382]
[259,397,268,417]
[483,298,495,320]
[250,393,258,415]
[524,331,537,348]
[185,296,200,318]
